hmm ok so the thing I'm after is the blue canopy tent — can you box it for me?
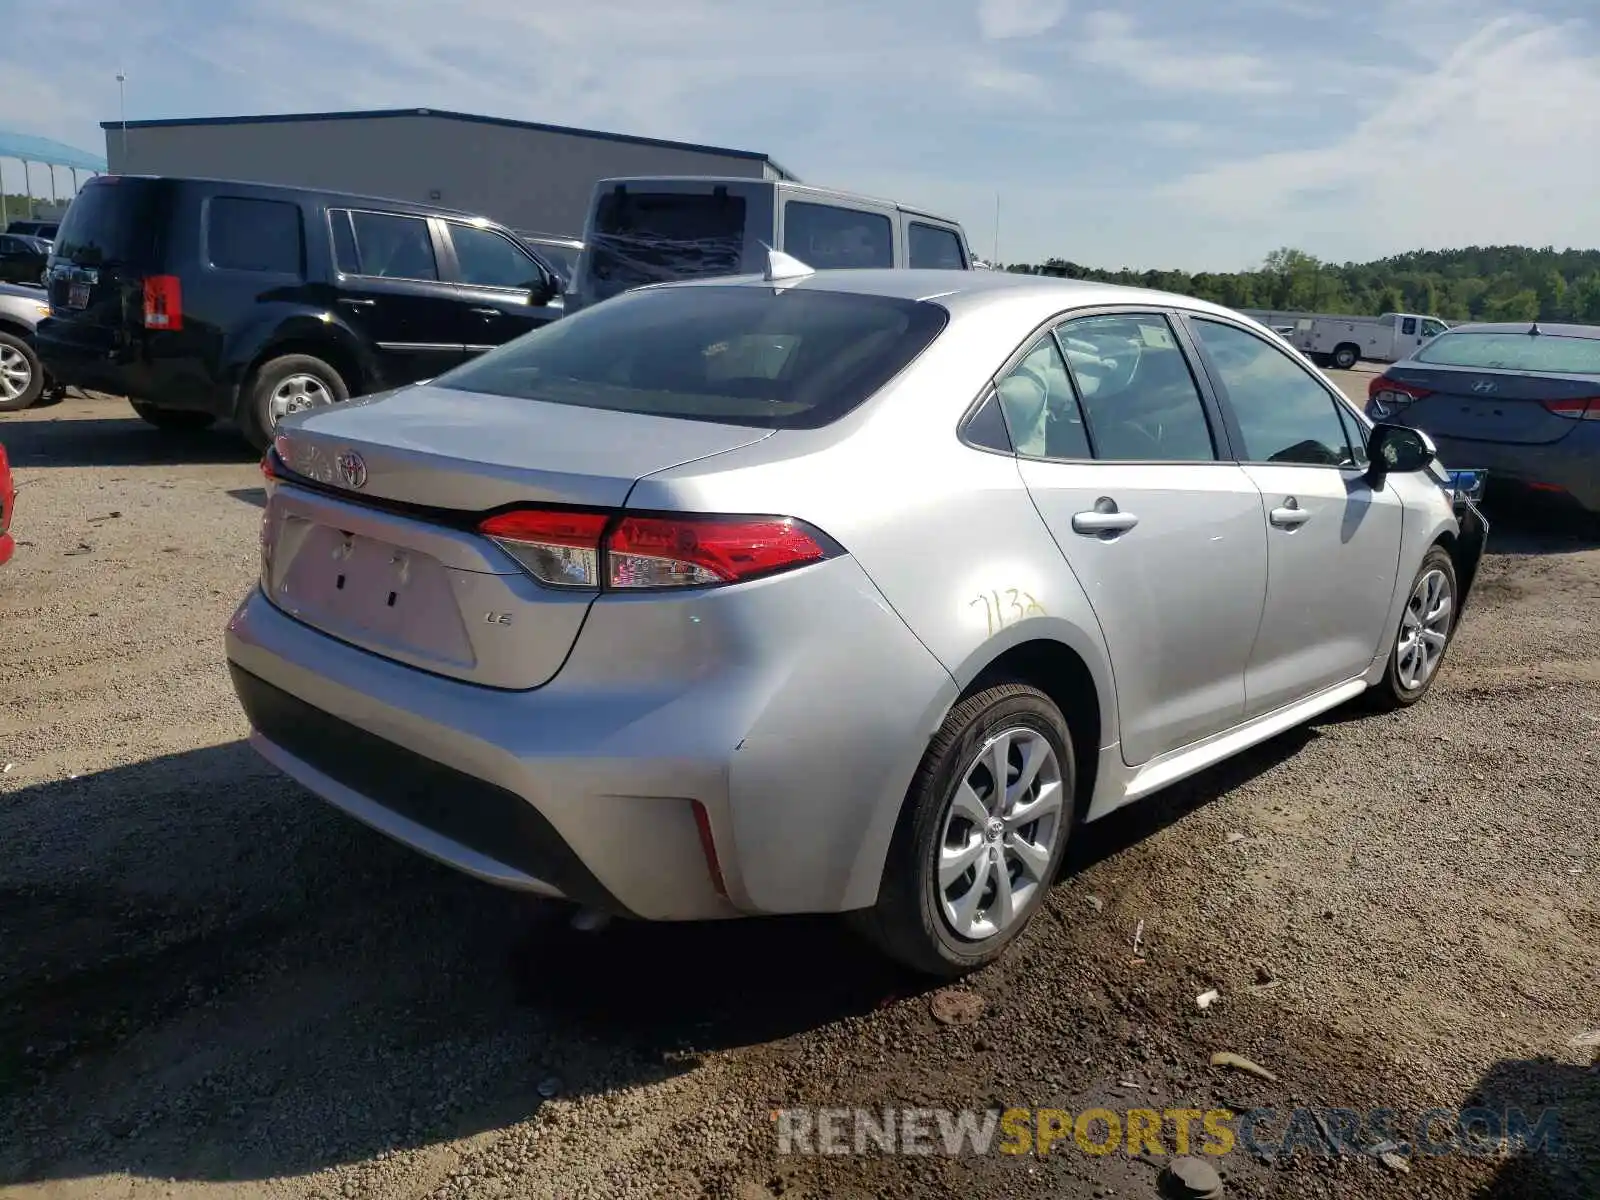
[0,129,108,229]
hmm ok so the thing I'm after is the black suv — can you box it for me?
[36,176,564,448]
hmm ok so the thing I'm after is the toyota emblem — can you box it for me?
[336,450,368,490]
[1471,379,1497,394]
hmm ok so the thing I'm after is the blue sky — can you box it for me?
[3,0,1598,270]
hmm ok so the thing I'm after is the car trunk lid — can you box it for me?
[263,383,772,689]
[1378,365,1599,446]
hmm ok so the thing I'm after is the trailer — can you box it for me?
[1241,309,1450,369]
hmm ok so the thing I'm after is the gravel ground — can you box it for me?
[1,383,1596,1200]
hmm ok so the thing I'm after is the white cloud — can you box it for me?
[1163,13,1600,261]
[1075,10,1290,95]
[976,0,1069,40]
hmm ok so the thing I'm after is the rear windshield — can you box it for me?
[432,284,948,429]
[588,191,746,290]
[52,180,161,267]
[1414,331,1600,374]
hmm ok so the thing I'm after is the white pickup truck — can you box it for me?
[1241,310,1450,369]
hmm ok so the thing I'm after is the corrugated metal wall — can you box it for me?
[106,115,771,237]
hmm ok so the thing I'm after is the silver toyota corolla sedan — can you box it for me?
[225,266,1488,977]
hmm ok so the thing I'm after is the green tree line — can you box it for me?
[1003,245,1600,324]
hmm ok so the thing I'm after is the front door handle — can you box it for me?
[469,307,501,318]
[338,297,375,308]
[1071,498,1139,537]
[1269,498,1311,528]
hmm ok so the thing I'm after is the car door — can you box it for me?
[0,237,39,286]
[1011,310,1269,766]
[327,208,467,387]
[440,220,562,356]
[1184,315,1404,716]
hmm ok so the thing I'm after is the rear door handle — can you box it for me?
[1269,498,1311,528]
[1071,499,1139,537]
[469,307,501,317]
[338,298,375,308]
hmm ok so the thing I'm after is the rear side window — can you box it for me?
[1414,331,1600,374]
[783,202,893,269]
[207,197,303,274]
[51,179,160,266]
[590,191,746,290]
[331,210,439,281]
[1401,317,1417,335]
[1057,314,1217,462]
[908,222,966,269]
[432,284,948,430]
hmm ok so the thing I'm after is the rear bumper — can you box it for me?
[34,321,218,411]
[1430,431,1600,516]
[224,557,956,921]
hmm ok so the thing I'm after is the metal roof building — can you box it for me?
[101,108,798,238]
[0,129,107,227]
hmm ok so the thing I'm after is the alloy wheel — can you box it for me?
[1396,567,1453,690]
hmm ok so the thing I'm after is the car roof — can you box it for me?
[652,267,1253,324]
[1442,321,1600,338]
[592,176,964,224]
[86,175,484,221]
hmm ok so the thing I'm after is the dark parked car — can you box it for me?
[6,220,59,240]
[1368,321,1600,521]
[35,176,566,448]
[0,234,49,287]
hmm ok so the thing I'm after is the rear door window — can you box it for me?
[589,191,747,289]
[432,284,947,429]
[908,222,966,269]
[206,197,304,275]
[50,179,161,266]
[333,210,440,281]
[783,202,893,269]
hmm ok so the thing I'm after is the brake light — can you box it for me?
[1541,396,1600,420]
[143,275,183,330]
[1368,376,1432,418]
[259,450,278,480]
[475,506,832,591]
[607,515,827,588]
[478,508,610,589]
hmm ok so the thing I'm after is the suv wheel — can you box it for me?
[0,331,45,412]
[854,683,1076,977]
[130,402,217,431]
[240,353,350,450]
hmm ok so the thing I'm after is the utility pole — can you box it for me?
[992,193,1001,267]
[116,72,128,171]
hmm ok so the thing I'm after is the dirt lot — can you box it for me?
[1,382,1596,1200]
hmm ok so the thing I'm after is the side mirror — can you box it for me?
[525,271,560,307]
[1365,422,1436,487]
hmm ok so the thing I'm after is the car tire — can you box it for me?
[853,683,1077,978]
[239,353,350,451]
[0,331,45,412]
[1332,344,1360,370]
[130,402,218,431]
[1368,545,1458,711]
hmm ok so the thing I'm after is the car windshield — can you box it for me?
[432,284,948,429]
[1414,330,1600,374]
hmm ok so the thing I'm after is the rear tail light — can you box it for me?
[142,275,183,330]
[1541,396,1600,421]
[478,508,611,588]
[476,506,833,591]
[1367,376,1433,417]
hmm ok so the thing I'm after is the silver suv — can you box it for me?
[226,267,1487,977]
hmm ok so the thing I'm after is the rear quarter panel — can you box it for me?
[626,298,1120,909]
